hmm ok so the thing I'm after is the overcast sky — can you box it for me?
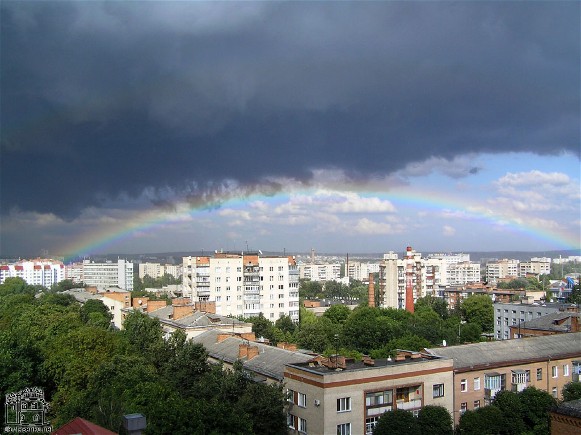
[1,1,579,259]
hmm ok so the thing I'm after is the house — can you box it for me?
[284,350,454,435]
[550,399,581,435]
[426,333,581,424]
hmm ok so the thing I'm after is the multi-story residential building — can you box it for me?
[379,247,441,311]
[298,263,342,282]
[0,259,65,287]
[485,259,519,283]
[65,262,84,283]
[138,262,183,280]
[446,262,481,286]
[82,259,134,291]
[493,301,573,340]
[346,261,380,282]
[284,350,454,435]
[519,258,551,278]
[427,333,581,424]
[183,252,300,322]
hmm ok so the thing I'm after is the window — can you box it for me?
[537,368,543,381]
[552,366,558,378]
[552,387,558,398]
[365,417,379,435]
[563,364,570,377]
[287,389,295,404]
[337,423,351,435]
[460,402,467,414]
[366,390,393,407]
[298,417,307,434]
[298,392,307,408]
[474,377,481,391]
[287,414,296,429]
[337,397,351,412]
[474,400,480,409]
[433,384,445,398]
[460,379,468,392]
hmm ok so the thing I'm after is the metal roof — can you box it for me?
[426,332,581,371]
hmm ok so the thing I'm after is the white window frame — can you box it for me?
[552,365,558,378]
[337,423,351,435]
[337,397,351,412]
[298,392,307,408]
[563,364,570,377]
[473,377,481,391]
[298,417,307,434]
[433,384,445,398]
[460,379,468,392]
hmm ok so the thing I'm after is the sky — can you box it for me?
[1,1,579,259]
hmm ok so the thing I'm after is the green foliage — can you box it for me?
[295,317,335,353]
[417,405,453,435]
[567,284,581,304]
[275,314,296,334]
[491,390,527,434]
[299,279,323,299]
[374,409,419,434]
[518,386,557,434]
[461,294,494,333]
[457,406,506,435]
[562,381,581,402]
[133,273,180,292]
[415,295,449,319]
[79,299,112,327]
[323,304,351,324]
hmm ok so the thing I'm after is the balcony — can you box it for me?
[396,399,421,411]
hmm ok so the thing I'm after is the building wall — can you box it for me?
[0,259,65,287]
[82,259,134,291]
[494,302,563,340]
[449,356,579,425]
[299,263,342,282]
[285,358,454,435]
[183,253,300,322]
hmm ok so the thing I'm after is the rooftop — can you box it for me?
[426,332,581,371]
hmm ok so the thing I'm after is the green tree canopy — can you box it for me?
[417,405,453,435]
[562,381,581,402]
[461,294,494,332]
[373,409,419,434]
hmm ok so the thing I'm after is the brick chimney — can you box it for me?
[240,332,256,342]
[173,305,193,320]
[239,343,249,359]
[147,300,167,313]
[571,314,579,332]
[247,346,260,360]
[217,333,231,343]
[368,273,375,307]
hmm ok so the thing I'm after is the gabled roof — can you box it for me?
[192,329,313,381]
[517,311,579,333]
[52,417,117,435]
[426,332,581,371]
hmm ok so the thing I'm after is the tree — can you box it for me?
[323,304,351,325]
[299,279,323,299]
[122,311,166,368]
[249,313,273,340]
[492,390,526,434]
[562,381,581,402]
[295,317,335,353]
[275,314,296,334]
[415,295,449,319]
[461,294,493,332]
[417,405,453,435]
[518,387,557,434]
[456,406,506,435]
[373,409,419,434]
[79,299,112,327]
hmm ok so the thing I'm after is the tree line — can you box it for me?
[0,277,287,434]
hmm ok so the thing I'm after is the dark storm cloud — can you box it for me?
[1,1,579,217]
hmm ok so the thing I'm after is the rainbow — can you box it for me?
[59,184,580,262]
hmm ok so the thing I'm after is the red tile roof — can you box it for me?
[52,417,117,435]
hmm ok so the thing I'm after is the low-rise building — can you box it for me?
[550,399,581,435]
[509,310,580,339]
[494,302,573,340]
[284,350,454,435]
[427,333,581,424]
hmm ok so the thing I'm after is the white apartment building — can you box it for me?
[65,262,84,283]
[0,259,65,287]
[379,247,441,310]
[138,262,183,280]
[485,259,519,283]
[298,263,342,282]
[82,259,134,291]
[446,261,481,286]
[519,258,551,278]
[183,252,300,322]
[347,262,380,282]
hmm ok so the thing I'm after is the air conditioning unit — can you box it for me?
[314,399,321,407]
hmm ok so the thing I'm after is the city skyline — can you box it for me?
[1,2,579,258]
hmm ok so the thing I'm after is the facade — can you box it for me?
[550,399,581,435]
[379,247,441,310]
[0,259,65,287]
[494,302,571,340]
[427,333,581,424]
[284,351,454,435]
[298,263,342,282]
[183,252,300,322]
[508,310,580,339]
[138,262,182,280]
[346,262,380,282]
[485,259,519,283]
[446,261,481,286]
[519,258,551,278]
[82,259,134,291]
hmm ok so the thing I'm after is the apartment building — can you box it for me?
[183,252,300,322]
[427,333,581,424]
[519,258,551,278]
[298,263,342,282]
[82,259,134,291]
[284,351,454,435]
[0,259,65,287]
[346,262,380,282]
[138,262,182,280]
[446,262,481,286]
[493,302,572,340]
[485,259,519,283]
[379,247,441,311]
